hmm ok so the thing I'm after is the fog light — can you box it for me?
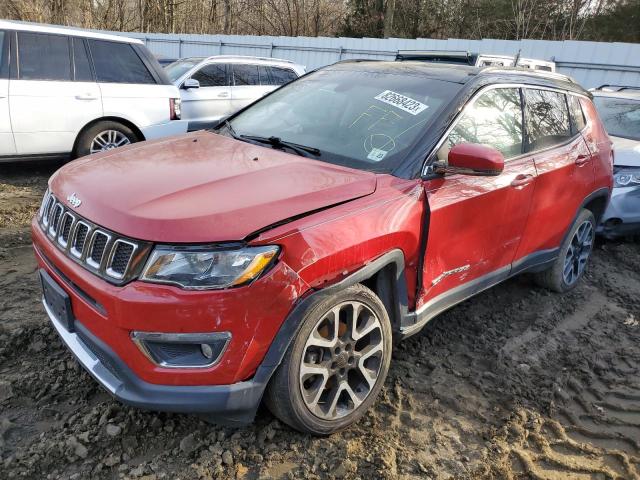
[201,343,214,359]
[131,332,231,368]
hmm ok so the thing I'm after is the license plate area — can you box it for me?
[40,269,75,332]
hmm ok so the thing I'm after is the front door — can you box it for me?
[181,63,232,129]
[419,87,536,311]
[10,32,102,155]
[0,30,16,156]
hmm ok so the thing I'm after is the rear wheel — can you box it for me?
[533,209,595,292]
[74,121,138,158]
[265,284,392,435]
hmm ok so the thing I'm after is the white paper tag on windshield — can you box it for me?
[367,148,388,162]
[375,90,428,115]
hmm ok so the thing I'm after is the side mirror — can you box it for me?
[440,143,504,176]
[182,79,200,90]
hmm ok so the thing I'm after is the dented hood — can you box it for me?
[50,131,377,243]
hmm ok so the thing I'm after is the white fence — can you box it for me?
[114,31,640,89]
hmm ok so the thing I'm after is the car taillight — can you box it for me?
[170,98,181,120]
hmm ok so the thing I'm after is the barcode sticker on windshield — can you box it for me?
[375,90,428,115]
[367,148,388,162]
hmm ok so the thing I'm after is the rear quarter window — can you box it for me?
[524,89,572,152]
[18,32,72,81]
[568,95,587,132]
[268,66,298,85]
[89,40,155,84]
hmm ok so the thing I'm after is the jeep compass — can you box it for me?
[33,61,613,435]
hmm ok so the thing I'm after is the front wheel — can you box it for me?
[265,284,392,435]
[533,208,596,292]
[74,121,138,158]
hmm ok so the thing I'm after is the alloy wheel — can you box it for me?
[90,130,131,153]
[563,220,594,286]
[299,301,384,420]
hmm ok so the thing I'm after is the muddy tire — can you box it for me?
[265,284,392,435]
[74,121,138,158]
[533,209,596,293]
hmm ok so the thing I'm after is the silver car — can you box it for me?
[166,56,305,131]
[592,85,640,238]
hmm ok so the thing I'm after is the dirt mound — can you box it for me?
[1,165,639,479]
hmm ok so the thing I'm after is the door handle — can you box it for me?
[574,154,590,166]
[217,92,229,98]
[75,94,98,101]
[511,174,534,188]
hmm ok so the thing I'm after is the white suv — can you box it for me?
[0,21,187,161]
[165,56,305,131]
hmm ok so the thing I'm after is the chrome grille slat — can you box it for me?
[37,194,142,284]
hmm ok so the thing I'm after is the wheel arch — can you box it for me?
[72,117,146,157]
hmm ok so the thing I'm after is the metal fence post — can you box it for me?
[178,39,183,58]
[338,46,343,61]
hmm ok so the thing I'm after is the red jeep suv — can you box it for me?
[32,61,613,435]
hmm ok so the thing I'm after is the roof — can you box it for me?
[326,60,584,93]
[0,20,142,44]
[198,55,301,67]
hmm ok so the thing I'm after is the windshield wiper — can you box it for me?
[223,120,240,139]
[239,135,321,157]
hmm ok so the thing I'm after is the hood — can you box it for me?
[611,135,640,167]
[50,131,377,243]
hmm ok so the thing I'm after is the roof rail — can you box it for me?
[595,84,640,92]
[397,49,470,58]
[204,54,295,64]
[481,67,576,84]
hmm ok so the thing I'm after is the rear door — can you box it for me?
[0,29,16,155]
[514,88,595,260]
[181,62,232,128]
[420,87,536,307]
[230,64,268,111]
[10,32,102,155]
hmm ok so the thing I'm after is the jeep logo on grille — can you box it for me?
[66,193,82,208]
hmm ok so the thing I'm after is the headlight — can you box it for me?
[614,169,640,188]
[141,245,279,290]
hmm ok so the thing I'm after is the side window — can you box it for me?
[567,94,587,133]
[233,64,260,86]
[89,40,155,84]
[72,38,93,82]
[18,32,71,81]
[258,65,271,85]
[268,66,298,85]
[523,89,571,152]
[191,64,227,87]
[438,88,523,161]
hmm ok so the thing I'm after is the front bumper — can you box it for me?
[43,295,264,424]
[597,185,640,238]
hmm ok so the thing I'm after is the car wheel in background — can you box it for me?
[74,121,139,158]
[265,284,392,435]
[533,208,596,293]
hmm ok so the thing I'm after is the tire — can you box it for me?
[74,121,138,158]
[265,284,392,435]
[533,208,596,293]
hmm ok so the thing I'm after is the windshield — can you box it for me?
[593,96,640,141]
[165,58,204,83]
[226,68,462,172]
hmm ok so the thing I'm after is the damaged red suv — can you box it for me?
[33,61,613,435]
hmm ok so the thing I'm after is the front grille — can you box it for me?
[87,231,110,268]
[37,191,150,285]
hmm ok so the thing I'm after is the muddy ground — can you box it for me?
[1,163,639,480]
